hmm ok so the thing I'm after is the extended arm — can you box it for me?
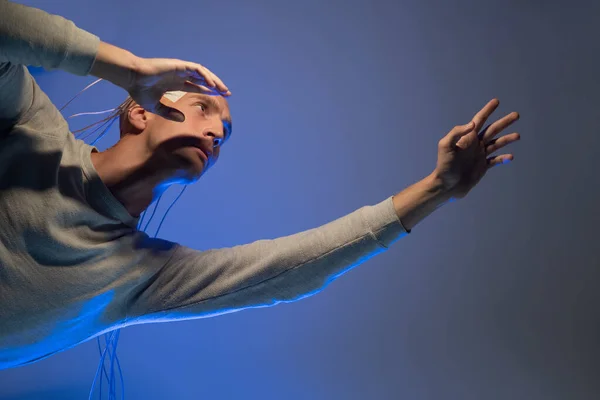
[124,101,520,324]
[126,195,411,324]
[124,177,450,324]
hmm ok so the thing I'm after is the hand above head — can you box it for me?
[90,41,231,122]
[433,99,521,199]
[126,56,231,122]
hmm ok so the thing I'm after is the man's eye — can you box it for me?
[195,103,207,111]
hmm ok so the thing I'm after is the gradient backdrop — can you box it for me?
[1,0,599,399]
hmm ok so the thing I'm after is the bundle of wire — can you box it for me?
[59,78,188,400]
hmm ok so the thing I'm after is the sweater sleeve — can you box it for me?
[125,196,409,324]
[0,0,99,127]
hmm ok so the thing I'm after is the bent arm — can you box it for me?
[0,0,99,127]
[0,0,99,75]
[0,1,140,129]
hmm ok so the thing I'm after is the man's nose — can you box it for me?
[205,128,224,147]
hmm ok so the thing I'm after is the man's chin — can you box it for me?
[169,164,206,185]
[165,149,209,184]
[185,167,206,183]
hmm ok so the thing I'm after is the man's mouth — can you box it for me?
[193,147,208,162]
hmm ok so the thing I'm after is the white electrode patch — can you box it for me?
[163,91,187,103]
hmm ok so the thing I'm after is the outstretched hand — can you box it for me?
[434,99,521,198]
[126,57,231,122]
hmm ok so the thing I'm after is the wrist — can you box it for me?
[425,170,453,201]
[392,172,453,231]
[90,41,139,90]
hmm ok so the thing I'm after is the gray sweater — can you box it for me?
[0,0,409,369]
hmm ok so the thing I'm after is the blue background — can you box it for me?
[2,0,600,399]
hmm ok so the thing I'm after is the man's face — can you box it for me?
[142,92,232,182]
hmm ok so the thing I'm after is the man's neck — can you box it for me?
[90,145,171,218]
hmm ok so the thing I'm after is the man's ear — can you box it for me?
[127,106,150,132]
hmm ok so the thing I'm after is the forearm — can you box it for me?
[89,41,139,89]
[0,0,99,76]
[392,172,453,231]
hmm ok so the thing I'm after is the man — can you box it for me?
[0,0,520,370]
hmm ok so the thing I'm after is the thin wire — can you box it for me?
[89,330,116,400]
[137,207,149,231]
[154,185,187,237]
[100,335,108,400]
[59,78,104,112]
[96,334,111,396]
[78,119,112,141]
[110,329,119,399]
[67,109,118,119]
[103,334,113,400]
[103,332,116,400]
[71,114,116,134]
[91,117,118,146]
[143,195,164,232]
